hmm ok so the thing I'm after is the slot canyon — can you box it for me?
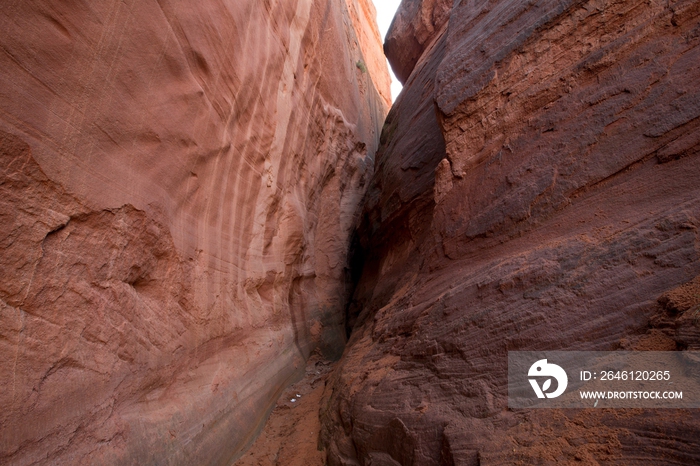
[1,0,700,465]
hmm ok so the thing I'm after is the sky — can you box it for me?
[373,0,403,102]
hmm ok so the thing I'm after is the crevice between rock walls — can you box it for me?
[343,15,451,343]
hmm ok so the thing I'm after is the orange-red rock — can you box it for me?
[0,0,388,464]
[323,1,700,464]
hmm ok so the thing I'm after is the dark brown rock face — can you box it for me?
[323,1,700,464]
[384,0,453,84]
[0,0,388,464]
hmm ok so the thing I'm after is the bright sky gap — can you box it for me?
[374,0,403,102]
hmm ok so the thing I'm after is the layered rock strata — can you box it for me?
[0,0,388,464]
[323,1,700,464]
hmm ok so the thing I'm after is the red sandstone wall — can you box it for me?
[323,1,700,464]
[0,1,388,464]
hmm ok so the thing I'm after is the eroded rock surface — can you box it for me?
[0,0,388,464]
[323,1,700,464]
[384,0,453,84]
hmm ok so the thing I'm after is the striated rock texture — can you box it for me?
[346,0,394,107]
[323,0,700,465]
[0,0,388,464]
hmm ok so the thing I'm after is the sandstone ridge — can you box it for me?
[323,1,700,464]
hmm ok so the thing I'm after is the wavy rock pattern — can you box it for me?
[0,0,388,464]
[323,1,700,465]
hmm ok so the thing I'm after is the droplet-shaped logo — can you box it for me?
[528,359,568,399]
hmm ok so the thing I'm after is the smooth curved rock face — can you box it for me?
[323,1,700,465]
[0,0,388,464]
[384,0,452,84]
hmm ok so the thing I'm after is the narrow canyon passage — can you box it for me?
[2,0,700,465]
[234,355,335,466]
